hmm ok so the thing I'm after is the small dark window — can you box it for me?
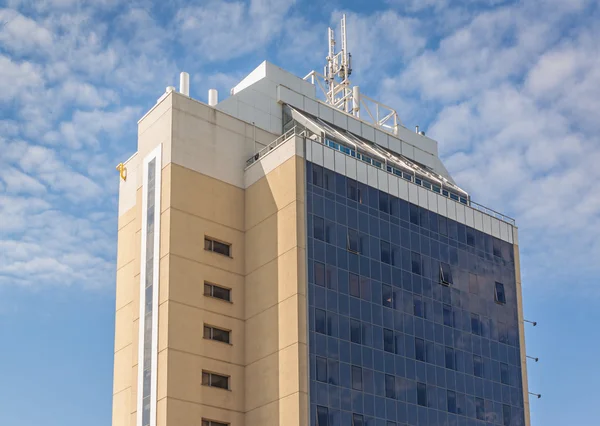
[500,363,510,385]
[204,282,232,302]
[379,192,389,213]
[475,397,485,420]
[447,390,457,413]
[349,273,360,298]
[502,404,511,426]
[316,406,328,426]
[409,204,420,225]
[347,179,358,201]
[315,309,326,334]
[352,414,364,426]
[498,321,508,343]
[382,284,393,308]
[202,371,229,390]
[312,164,323,187]
[347,229,360,253]
[314,216,325,241]
[417,382,427,406]
[445,347,455,370]
[314,262,326,287]
[385,374,396,399]
[316,356,328,382]
[383,329,395,353]
[495,282,506,304]
[381,240,391,264]
[413,298,423,317]
[415,338,425,362]
[203,325,231,344]
[411,252,422,275]
[469,273,479,294]
[474,355,483,377]
[202,420,229,426]
[443,304,453,327]
[440,262,453,285]
[471,313,481,335]
[350,319,362,344]
[205,237,231,257]
[352,366,362,390]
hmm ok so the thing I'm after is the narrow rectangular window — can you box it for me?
[445,347,455,370]
[500,363,510,385]
[503,404,511,426]
[475,397,485,420]
[314,261,326,286]
[385,374,396,399]
[411,252,422,275]
[349,273,360,298]
[379,192,389,213]
[381,240,391,264]
[382,284,393,308]
[352,366,363,390]
[350,319,362,344]
[495,282,506,304]
[447,390,456,413]
[204,237,231,257]
[315,309,326,334]
[415,338,425,362]
[202,371,229,390]
[471,313,481,335]
[316,356,328,383]
[316,406,328,426]
[498,321,508,343]
[202,420,229,426]
[312,164,323,187]
[443,304,453,327]
[352,414,364,426]
[440,262,453,285]
[473,355,483,377]
[413,297,423,317]
[204,282,232,302]
[314,216,325,241]
[347,229,360,253]
[383,328,395,353]
[203,325,231,344]
[417,382,427,406]
[469,273,479,294]
[347,179,358,201]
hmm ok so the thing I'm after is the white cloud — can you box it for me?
[0,55,44,102]
[0,8,53,54]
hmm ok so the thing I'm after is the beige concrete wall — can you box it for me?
[244,155,308,426]
[514,238,531,426]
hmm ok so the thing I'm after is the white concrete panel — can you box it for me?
[389,136,401,156]
[305,137,312,162]
[253,109,271,131]
[346,156,357,179]
[367,165,378,187]
[269,97,283,118]
[318,102,334,124]
[401,142,415,160]
[245,137,299,188]
[389,175,399,198]
[253,90,272,114]
[375,129,388,148]
[362,123,375,142]
[437,194,447,216]
[348,116,361,135]
[511,226,517,245]
[464,207,474,228]
[455,204,466,224]
[312,142,324,166]
[473,211,484,231]
[277,85,303,110]
[408,183,419,204]
[427,191,438,213]
[378,169,389,192]
[323,146,335,171]
[333,110,348,129]
[414,148,431,168]
[304,97,319,116]
[499,222,509,242]
[418,187,428,208]
[334,151,346,174]
[482,214,492,235]
[398,179,409,201]
[447,199,457,220]
[269,114,281,135]
[491,218,501,239]
[357,161,368,184]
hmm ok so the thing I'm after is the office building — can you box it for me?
[112,16,530,426]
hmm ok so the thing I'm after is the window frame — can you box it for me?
[440,262,453,286]
[347,229,360,253]
[201,371,230,390]
[495,281,507,304]
[204,237,231,257]
[202,420,229,426]
[417,382,427,407]
[203,324,231,344]
[204,282,232,303]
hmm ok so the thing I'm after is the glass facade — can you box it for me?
[306,161,525,426]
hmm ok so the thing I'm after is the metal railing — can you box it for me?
[245,127,516,226]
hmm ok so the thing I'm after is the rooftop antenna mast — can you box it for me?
[324,14,353,113]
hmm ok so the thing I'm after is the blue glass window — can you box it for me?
[382,284,393,308]
[471,313,481,335]
[381,241,391,264]
[317,356,328,382]
[469,273,478,294]
[474,355,483,377]
[440,262,453,285]
[415,338,425,362]
[414,297,423,318]
[385,374,396,399]
[313,165,323,187]
[348,229,360,253]
[500,363,510,385]
[314,216,325,241]
[351,319,362,344]
[315,262,326,287]
[316,309,326,334]
[383,329,394,353]
[411,252,422,275]
[503,404,511,426]
[353,414,364,426]
[447,390,456,413]
[350,273,360,298]
[347,179,358,201]
[475,397,485,420]
[443,305,453,327]
[352,366,363,390]
[317,406,328,426]
[417,382,427,406]
[495,282,506,304]
[445,347,455,370]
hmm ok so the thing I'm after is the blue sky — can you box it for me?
[0,0,599,425]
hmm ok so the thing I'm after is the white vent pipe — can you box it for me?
[179,72,190,96]
[208,89,218,107]
[352,86,360,117]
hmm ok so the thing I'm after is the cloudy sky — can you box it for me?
[0,0,599,425]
